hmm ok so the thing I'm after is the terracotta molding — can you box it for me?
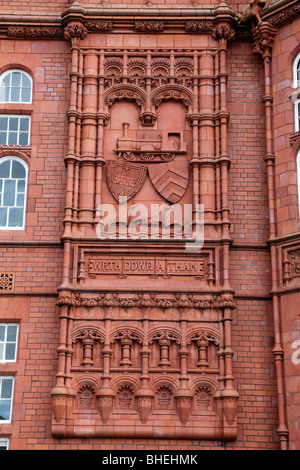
[0,241,62,246]
[252,19,289,450]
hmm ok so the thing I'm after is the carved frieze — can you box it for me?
[185,21,214,33]
[134,21,164,33]
[7,26,63,38]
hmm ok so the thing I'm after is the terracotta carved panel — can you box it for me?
[52,34,239,441]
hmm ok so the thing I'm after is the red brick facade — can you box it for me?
[0,0,299,450]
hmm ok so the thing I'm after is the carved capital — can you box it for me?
[252,21,277,59]
[64,24,88,41]
[212,24,236,42]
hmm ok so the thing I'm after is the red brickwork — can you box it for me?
[0,0,299,451]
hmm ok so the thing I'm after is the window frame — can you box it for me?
[0,438,9,450]
[0,156,28,230]
[0,323,19,363]
[0,69,33,104]
[0,114,31,147]
[0,376,14,423]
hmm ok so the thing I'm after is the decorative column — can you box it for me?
[136,320,154,424]
[211,21,235,294]
[79,50,98,231]
[96,320,115,424]
[175,322,193,425]
[198,51,216,233]
[252,21,289,450]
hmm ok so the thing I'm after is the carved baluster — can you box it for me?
[120,336,133,366]
[197,334,209,369]
[82,336,94,366]
[282,250,291,286]
[158,336,171,367]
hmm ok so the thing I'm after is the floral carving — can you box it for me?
[64,24,88,40]
[105,89,145,108]
[291,252,300,278]
[212,24,236,41]
[152,90,192,109]
[156,386,173,409]
[57,292,236,310]
[195,386,212,410]
[7,26,63,38]
[78,384,96,408]
[134,21,164,33]
[185,21,214,33]
[116,385,134,409]
[85,21,113,32]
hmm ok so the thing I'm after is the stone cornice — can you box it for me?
[0,1,298,40]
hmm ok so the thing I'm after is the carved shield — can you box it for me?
[148,161,189,203]
[106,160,147,201]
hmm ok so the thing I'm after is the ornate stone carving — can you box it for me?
[64,24,88,40]
[7,26,63,38]
[57,292,236,310]
[85,21,113,32]
[134,21,164,33]
[148,160,189,204]
[151,89,192,109]
[268,2,300,28]
[291,252,300,278]
[185,21,214,33]
[116,385,134,409]
[106,160,147,201]
[156,385,173,409]
[252,21,277,58]
[78,384,96,408]
[0,273,14,291]
[195,386,213,410]
[212,24,236,41]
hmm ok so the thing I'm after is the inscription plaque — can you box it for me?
[88,256,206,279]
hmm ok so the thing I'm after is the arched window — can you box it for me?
[297,151,300,216]
[0,70,32,104]
[293,53,300,88]
[0,157,28,229]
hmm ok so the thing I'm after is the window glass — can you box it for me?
[0,116,30,146]
[0,324,18,362]
[0,70,32,103]
[0,377,14,422]
[0,158,27,229]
